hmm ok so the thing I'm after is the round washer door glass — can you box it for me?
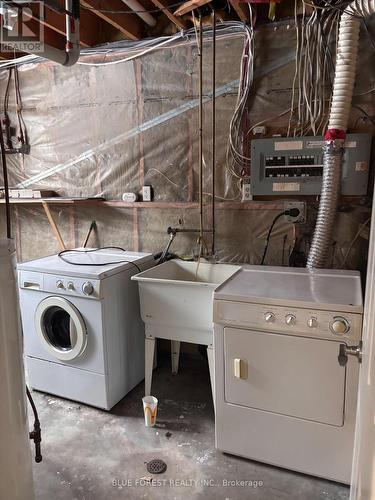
[35,296,87,361]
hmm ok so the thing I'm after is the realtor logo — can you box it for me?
[0,1,44,53]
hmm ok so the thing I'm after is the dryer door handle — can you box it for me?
[338,342,363,366]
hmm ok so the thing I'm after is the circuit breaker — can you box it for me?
[250,134,372,196]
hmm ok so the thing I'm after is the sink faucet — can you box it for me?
[158,226,214,264]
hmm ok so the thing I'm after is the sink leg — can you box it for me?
[207,345,215,412]
[171,340,181,375]
[145,337,156,396]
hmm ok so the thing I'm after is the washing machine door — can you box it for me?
[35,296,87,361]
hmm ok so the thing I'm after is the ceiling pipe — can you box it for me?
[120,0,157,27]
[307,0,374,268]
[1,0,80,66]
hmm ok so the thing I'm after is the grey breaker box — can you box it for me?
[250,134,372,196]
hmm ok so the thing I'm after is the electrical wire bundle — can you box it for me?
[0,21,248,69]
[226,7,255,186]
[3,66,28,153]
[287,0,354,137]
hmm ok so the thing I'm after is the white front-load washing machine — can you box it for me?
[18,248,155,410]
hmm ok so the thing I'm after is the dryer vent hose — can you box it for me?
[306,0,375,268]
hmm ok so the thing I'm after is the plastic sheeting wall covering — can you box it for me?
[0,23,373,270]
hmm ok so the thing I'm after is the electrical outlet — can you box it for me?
[242,179,252,201]
[284,201,306,223]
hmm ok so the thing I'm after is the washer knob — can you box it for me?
[67,282,75,291]
[56,280,64,289]
[264,312,275,323]
[330,317,350,335]
[82,281,94,296]
[285,314,296,326]
[307,317,318,328]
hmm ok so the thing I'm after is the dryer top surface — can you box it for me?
[214,265,363,313]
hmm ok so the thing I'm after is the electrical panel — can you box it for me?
[250,134,372,196]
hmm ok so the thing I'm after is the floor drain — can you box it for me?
[146,459,167,474]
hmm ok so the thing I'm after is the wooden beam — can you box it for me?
[42,201,67,251]
[29,4,103,48]
[228,0,248,22]
[174,0,211,17]
[0,14,65,52]
[0,51,25,60]
[149,0,186,30]
[80,0,145,40]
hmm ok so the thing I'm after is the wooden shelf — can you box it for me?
[0,197,104,205]
[100,200,289,210]
[0,198,291,210]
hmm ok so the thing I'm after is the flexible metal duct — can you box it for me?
[307,1,374,268]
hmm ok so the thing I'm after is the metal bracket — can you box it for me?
[338,341,363,366]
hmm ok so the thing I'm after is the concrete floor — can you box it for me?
[30,353,350,500]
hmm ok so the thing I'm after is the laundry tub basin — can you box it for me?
[132,260,241,345]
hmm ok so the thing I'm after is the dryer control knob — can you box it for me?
[56,280,64,289]
[82,281,94,296]
[307,317,318,328]
[67,282,75,291]
[330,317,350,335]
[264,312,275,323]
[285,314,296,326]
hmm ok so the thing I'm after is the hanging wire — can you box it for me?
[0,117,11,239]
[225,6,254,189]
[287,0,348,137]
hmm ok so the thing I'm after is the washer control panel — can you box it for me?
[214,301,362,342]
[50,276,99,298]
[18,271,101,299]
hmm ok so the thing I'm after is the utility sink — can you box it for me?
[132,260,241,345]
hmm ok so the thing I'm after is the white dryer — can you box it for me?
[213,265,363,483]
[18,249,155,410]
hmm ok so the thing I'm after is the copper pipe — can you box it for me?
[198,13,204,254]
[211,10,216,256]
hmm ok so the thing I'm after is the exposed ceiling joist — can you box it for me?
[174,0,211,17]
[80,0,145,40]
[228,0,248,22]
[0,52,23,60]
[149,0,187,30]
[28,4,100,48]
[23,18,68,51]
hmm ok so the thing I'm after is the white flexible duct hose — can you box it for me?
[307,0,374,268]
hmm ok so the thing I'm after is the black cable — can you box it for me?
[58,247,142,272]
[14,67,27,146]
[261,208,301,266]
[0,111,11,239]
[260,211,286,265]
[26,386,42,463]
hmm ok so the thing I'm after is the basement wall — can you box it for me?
[0,21,373,274]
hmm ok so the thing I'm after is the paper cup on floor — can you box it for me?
[143,396,158,427]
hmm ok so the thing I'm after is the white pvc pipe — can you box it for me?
[1,0,80,66]
[121,0,156,27]
[0,240,34,500]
